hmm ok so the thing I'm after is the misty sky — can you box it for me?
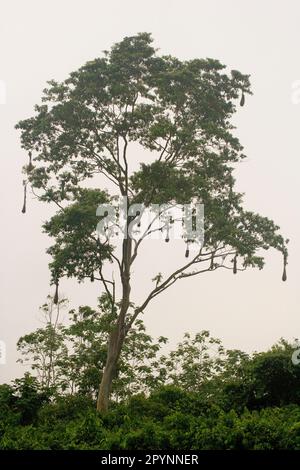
[1,0,299,383]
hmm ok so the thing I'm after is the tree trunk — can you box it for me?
[97,235,132,413]
[97,325,124,412]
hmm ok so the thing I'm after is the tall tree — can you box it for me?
[17,33,288,412]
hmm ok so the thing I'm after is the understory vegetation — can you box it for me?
[1,296,300,450]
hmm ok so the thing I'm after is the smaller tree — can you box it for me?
[17,295,167,401]
[250,340,300,408]
[12,374,50,425]
[17,296,68,391]
[159,330,225,391]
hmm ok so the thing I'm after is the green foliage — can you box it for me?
[18,300,300,413]
[43,188,112,282]
[2,321,299,450]
[2,384,300,450]
[159,330,225,391]
[17,295,167,400]
[248,344,300,408]
[16,32,288,293]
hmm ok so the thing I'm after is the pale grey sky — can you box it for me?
[1,0,299,383]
